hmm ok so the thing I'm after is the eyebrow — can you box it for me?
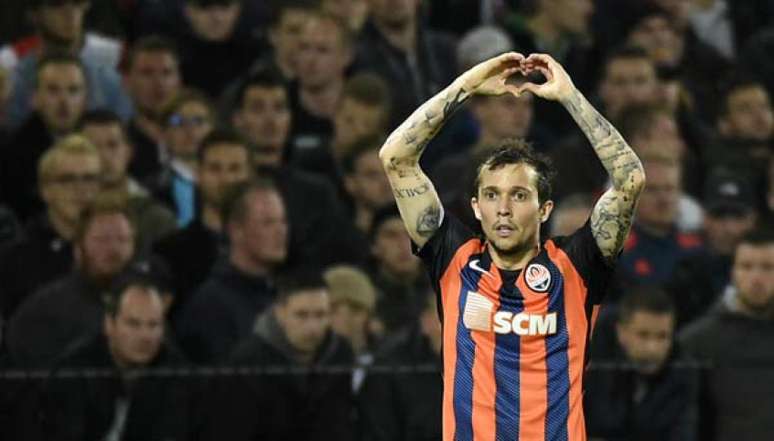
[481,185,532,193]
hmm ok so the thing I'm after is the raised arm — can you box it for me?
[379,52,524,247]
[519,54,646,260]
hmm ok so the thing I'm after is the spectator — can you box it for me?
[4,0,131,127]
[124,36,182,180]
[233,65,368,268]
[80,110,177,255]
[203,268,355,441]
[585,285,699,440]
[267,0,319,80]
[368,204,430,336]
[323,0,369,33]
[342,137,394,233]
[354,0,457,127]
[6,194,135,368]
[0,134,101,320]
[684,0,774,61]
[174,179,286,363]
[0,54,87,220]
[667,171,759,327]
[178,0,267,98]
[152,128,252,315]
[358,290,442,441]
[680,228,774,441]
[33,275,194,441]
[549,192,594,236]
[150,89,215,226]
[287,11,354,158]
[618,155,703,287]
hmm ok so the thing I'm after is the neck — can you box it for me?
[526,13,562,47]
[374,19,416,54]
[354,205,373,233]
[48,211,77,240]
[300,79,343,119]
[380,264,419,283]
[488,241,541,271]
[230,249,270,277]
[348,332,368,354]
[201,204,223,232]
[134,114,164,144]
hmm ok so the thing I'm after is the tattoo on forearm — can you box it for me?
[591,193,635,259]
[416,205,441,237]
[394,183,431,199]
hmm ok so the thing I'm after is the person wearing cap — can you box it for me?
[324,264,378,356]
[666,171,759,327]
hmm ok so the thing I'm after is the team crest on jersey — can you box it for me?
[525,263,551,292]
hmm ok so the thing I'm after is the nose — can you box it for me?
[497,199,512,217]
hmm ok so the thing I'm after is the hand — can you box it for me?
[516,53,576,102]
[459,52,525,96]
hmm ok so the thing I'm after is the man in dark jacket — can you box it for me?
[31,274,195,441]
[585,285,699,441]
[203,268,355,441]
[358,290,442,441]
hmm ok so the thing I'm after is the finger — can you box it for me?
[534,64,553,82]
[516,82,541,96]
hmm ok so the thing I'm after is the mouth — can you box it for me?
[494,224,515,238]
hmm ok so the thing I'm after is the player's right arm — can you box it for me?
[379,52,525,248]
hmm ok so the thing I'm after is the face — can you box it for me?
[628,15,683,67]
[185,2,242,42]
[198,143,251,207]
[545,0,594,35]
[166,100,214,160]
[472,163,553,257]
[105,287,165,367]
[600,57,658,118]
[41,153,102,225]
[372,217,421,277]
[232,190,288,267]
[276,289,331,353]
[617,311,674,375]
[77,213,135,281]
[344,149,393,209]
[126,51,181,118]
[636,162,680,232]
[703,212,757,256]
[653,0,692,28]
[82,123,132,185]
[367,0,419,28]
[35,1,89,44]
[733,243,774,313]
[630,114,686,158]
[33,63,87,134]
[269,8,314,75]
[296,17,351,90]
[323,0,368,30]
[234,86,290,166]
[719,86,774,141]
[473,94,533,140]
[333,98,386,152]
[330,301,370,342]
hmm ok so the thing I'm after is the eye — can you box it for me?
[484,191,496,200]
[513,191,527,201]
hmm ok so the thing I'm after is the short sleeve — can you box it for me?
[412,213,476,292]
[552,220,616,305]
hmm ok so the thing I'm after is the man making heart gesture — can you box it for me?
[379,52,646,441]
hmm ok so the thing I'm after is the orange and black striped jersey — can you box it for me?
[414,214,614,441]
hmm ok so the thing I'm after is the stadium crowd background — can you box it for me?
[0,0,772,439]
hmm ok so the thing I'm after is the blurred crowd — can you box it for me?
[0,0,772,440]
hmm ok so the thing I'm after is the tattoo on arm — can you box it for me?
[394,183,431,199]
[416,205,441,238]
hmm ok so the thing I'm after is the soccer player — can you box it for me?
[378,52,646,441]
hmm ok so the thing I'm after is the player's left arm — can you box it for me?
[519,54,646,261]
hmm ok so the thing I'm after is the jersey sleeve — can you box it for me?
[412,212,475,292]
[552,220,616,305]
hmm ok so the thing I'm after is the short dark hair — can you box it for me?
[603,45,652,73]
[79,109,123,129]
[340,134,384,175]
[74,192,134,244]
[221,178,279,227]
[738,227,774,248]
[617,285,675,324]
[35,52,85,88]
[161,88,214,128]
[342,73,391,130]
[198,126,252,162]
[236,65,287,109]
[105,274,164,318]
[369,203,401,241]
[275,267,327,304]
[268,0,320,28]
[127,35,178,70]
[717,75,768,118]
[616,104,672,140]
[472,139,556,205]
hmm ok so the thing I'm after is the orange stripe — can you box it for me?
[590,305,601,339]
[546,241,589,441]
[470,267,502,441]
[515,270,548,441]
[439,239,483,441]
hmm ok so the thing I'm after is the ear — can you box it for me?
[615,322,627,346]
[539,200,554,223]
[470,196,482,221]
